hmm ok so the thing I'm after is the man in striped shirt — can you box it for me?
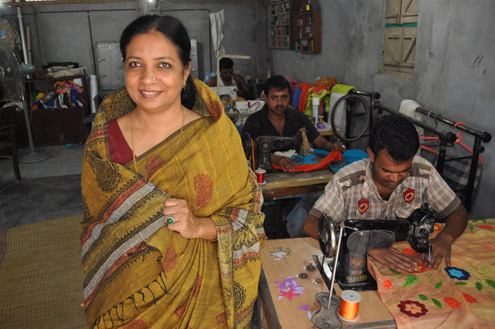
[302,115,468,273]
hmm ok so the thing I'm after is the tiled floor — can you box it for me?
[0,144,84,230]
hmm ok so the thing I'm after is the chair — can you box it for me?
[0,105,21,182]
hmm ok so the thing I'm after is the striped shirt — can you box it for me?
[309,156,460,222]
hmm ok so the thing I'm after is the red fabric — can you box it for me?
[272,151,343,172]
[293,83,312,113]
[107,119,133,164]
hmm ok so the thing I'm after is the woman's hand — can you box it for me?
[367,247,420,273]
[164,198,217,240]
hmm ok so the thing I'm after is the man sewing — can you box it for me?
[302,115,468,272]
[207,57,253,100]
[241,75,344,172]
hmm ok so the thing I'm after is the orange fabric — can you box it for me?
[294,83,312,112]
[272,151,343,172]
[368,220,495,328]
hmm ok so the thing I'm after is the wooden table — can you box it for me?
[261,169,334,200]
[259,238,396,329]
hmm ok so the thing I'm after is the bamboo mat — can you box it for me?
[0,215,87,328]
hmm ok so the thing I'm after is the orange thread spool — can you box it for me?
[255,169,266,185]
[338,290,361,322]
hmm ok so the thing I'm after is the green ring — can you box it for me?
[166,217,175,224]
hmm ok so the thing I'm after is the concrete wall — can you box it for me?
[272,0,495,218]
[0,0,270,84]
[270,0,348,82]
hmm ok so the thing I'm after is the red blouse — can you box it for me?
[107,119,133,164]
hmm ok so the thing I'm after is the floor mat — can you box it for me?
[0,214,87,328]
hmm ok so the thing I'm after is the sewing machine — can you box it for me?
[317,203,436,291]
[209,85,238,102]
[242,128,308,171]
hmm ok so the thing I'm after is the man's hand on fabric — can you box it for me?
[368,247,420,273]
[332,141,346,152]
[272,154,295,172]
[428,232,454,269]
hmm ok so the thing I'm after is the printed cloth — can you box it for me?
[368,219,495,329]
[309,156,461,222]
[271,148,343,172]
[80,77,266,328]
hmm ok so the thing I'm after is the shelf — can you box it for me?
[21,75,90,146]
[269,0,321,53]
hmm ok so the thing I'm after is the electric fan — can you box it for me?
[0,43,49,163]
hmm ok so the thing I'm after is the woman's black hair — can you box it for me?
[263,75,291,97]
[120,15,196,109]
[368,115,420,163]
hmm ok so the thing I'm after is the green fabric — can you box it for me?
[331,84,356,95]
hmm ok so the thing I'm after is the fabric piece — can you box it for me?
[80,77,265,329]
[309,156,461,222]
[210,10,224,56]
[399,99,424,135]
[329,149,369,172]
[293,83,312,113]
[331,84,356,95]
[368,219,495,328]
[271,149,343,172]
[304,86,331,118]
[327,84,356,132]
[291,86,302,109]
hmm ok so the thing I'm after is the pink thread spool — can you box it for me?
[255,169,266,185]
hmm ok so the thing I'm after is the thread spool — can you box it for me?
[255,169,266,185]
[338,290,361,322]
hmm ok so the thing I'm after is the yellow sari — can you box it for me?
[80,78,265,328]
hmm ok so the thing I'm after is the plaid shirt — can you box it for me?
[309,156,460,222]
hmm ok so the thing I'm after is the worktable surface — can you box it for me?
[261,169,334,200]
[259,238,395,328]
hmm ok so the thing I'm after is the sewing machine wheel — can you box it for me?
[318,214,337,258]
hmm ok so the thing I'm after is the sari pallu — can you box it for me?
[81,78,265,328]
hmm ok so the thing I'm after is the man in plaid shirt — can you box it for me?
[302,115,468,273]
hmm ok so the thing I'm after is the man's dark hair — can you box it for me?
[219,57,234,70]
[264,75,291,97]
[368,115,420,163]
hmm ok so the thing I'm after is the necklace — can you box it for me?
[130,106,186,175]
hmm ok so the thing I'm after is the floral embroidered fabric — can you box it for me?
[368,219,495,328]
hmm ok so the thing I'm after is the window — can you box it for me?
[381,0,418,79]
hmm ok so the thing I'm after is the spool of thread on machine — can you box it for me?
[255,169,266,185]
[338,290,361,322]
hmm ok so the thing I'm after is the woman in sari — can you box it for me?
[80,15,265,328]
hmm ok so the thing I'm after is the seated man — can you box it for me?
[207,57,253,101]
[242,75,344,172]
[241,75,344,239]
[303,115,468,272]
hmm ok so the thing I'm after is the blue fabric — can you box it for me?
[291,87,302,109]
[290,149,328,165]
[329,149,368,172]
